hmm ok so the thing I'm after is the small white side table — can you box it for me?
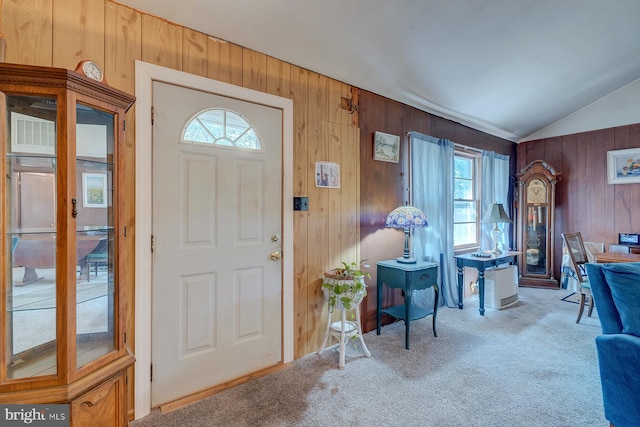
[317,293,371,369]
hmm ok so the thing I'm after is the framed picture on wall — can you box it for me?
[315,161,340,188]
[374,131,400,163]
[607,147,640,184]
[82,173,108,207]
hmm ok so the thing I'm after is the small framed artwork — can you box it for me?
[607,147,640,184]
[315,161,340,188]
[82,173,108,207]
[374,131,400,163]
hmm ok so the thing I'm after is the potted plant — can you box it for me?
[322,260,370,311]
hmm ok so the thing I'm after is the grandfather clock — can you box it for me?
[516,160,560,288]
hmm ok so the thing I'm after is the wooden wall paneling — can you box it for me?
[613,123,634,150]
[290,65,309,358]
[104,2,141,95]
[306,71,329,352]
[265,56,291,99]
[602,128,617,241]
[206,37,243,86]
[430,116,458,143]
[542,134,564,280]
[516,142,527,170]
[140,14,182,70]
[1,0,53,66]
[104,3,141,420]
[325,121,341,270]
[341,125,359,266]
[561,134,584,234]
[327,78,342,125]
[52,0,104,70]
[401,103,430,137]
[242,48,267,92]
[340,124,364,315]
[321,120,342,350]
[339,83,354,127]
[582,130,607,241]
[551,137,565,274]
[291,66,309,197]
[349,87,359,128]
[182,28,207,78]
[520,138,547,170]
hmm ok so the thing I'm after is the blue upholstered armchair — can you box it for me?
[585,262,640,427]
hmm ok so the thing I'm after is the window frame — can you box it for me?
[453,149,481,251]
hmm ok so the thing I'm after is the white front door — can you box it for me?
[150,81,283,406]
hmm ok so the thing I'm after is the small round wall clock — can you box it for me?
[75,60,104,83]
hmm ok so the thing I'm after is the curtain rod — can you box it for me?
[454,142,483,153]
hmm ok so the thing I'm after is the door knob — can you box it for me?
[270,251,282,261]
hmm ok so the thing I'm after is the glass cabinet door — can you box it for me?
[4,94,58,379]
[75,102,116,369]
[523,205,548,276]
[3,96,119,378]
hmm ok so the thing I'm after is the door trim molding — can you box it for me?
[134,61,294,419]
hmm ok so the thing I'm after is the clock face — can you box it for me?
[527,179,547,204]
[81,61,104,82]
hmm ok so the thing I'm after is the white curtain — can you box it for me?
[481,151,511,251]
[408,132,458,308]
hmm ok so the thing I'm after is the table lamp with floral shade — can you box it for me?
[385,204,429,263]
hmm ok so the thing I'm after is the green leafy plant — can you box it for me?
[322,260,370,311]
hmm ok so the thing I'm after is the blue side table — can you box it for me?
[376,259,439,349]
[454,251,520,315]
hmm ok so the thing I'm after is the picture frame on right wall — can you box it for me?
[607,147,640,184]
[373,131,400,163]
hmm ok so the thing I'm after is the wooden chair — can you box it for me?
[561,232,594,323]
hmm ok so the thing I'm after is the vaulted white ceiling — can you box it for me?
[119,0,640,142]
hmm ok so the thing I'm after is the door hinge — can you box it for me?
[123,119,127,131]
[151,234,154,253]
[150,364,153,382]
[124,332,127,343]
[151,106,155,125]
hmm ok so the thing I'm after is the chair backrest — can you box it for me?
[561,232,589,283]
[585,263,624,334]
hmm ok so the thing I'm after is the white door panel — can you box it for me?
[151,81,283,406]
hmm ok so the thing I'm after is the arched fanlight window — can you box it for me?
[182,108,261,150]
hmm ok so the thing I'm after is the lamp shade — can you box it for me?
[481,203,512,224]
[385,205,428,264]
[385,205,429,229]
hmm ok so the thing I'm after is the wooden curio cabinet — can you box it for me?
[515,160,560,288]
[0,63,134,425]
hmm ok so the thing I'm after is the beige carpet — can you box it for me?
[132,287,606,427]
